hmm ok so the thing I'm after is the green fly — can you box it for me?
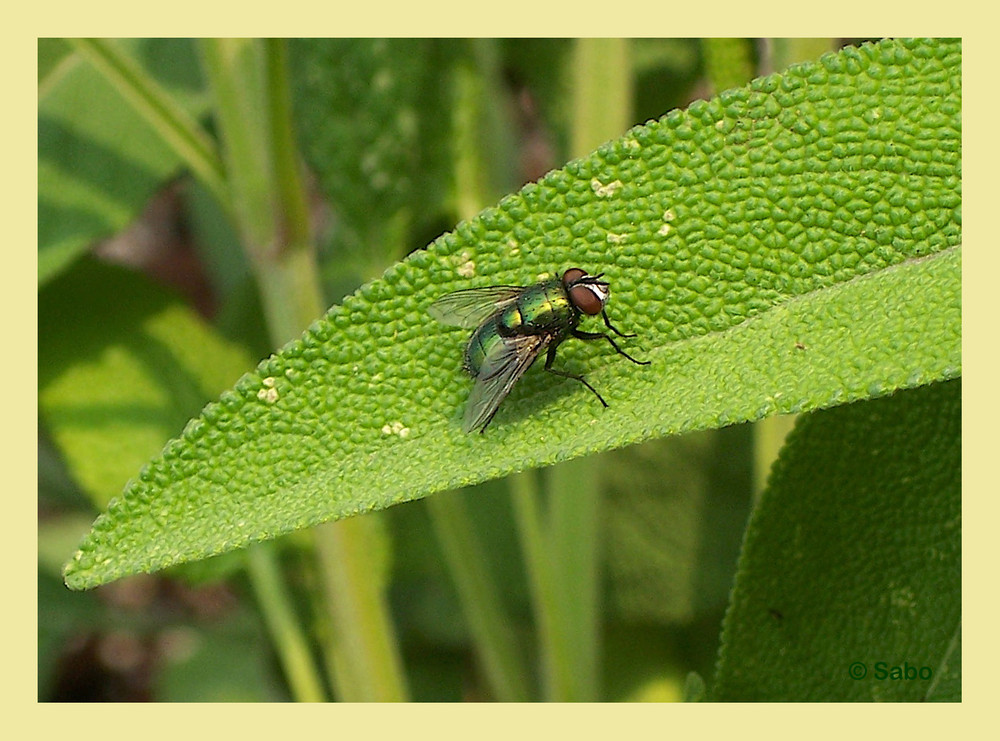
[428,267,650,433]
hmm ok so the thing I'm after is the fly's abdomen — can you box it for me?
[463,317,504,376]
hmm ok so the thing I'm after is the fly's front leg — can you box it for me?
[543,341,608,407]
[571,327,650,366]
[601,310,636,338]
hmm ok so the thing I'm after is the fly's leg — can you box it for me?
[601,310,637,338]
[572,326,651,366]
[543,342,608,407]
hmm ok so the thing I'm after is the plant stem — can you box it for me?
[312,518,409,701]
[546,458,601,699]
[511,461,603,702]
[425,492,532,701]
[198,38,325,335]
[506,37,632,704]
[452,39,517,221]
[509,469,564,699]
[245,544,327,701]
[700,38,756,93]
[69,36,331,703]
[199,37,408,702]
[263,39,313,251]
[763,38,836,75]
[571,37,633,156]
[511,36,637,703]
[425,39,530,701]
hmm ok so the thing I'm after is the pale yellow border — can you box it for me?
[18,2,986,734]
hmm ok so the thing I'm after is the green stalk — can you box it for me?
[199,38,407,702]
[197,38,325,335]
[312,518,409,701]
[425,493,532,701]
[546,458,601,700]
[513,36,635,703]
[571,38,632,156]
[245,544,327,701]
[509,37,632,703]
[424,38,531,701]
[511,460,602,701]
[700,38,756,93]
[67,38,229,208]
[69,36,331,702]
[509,470,565,699]
[452,39,517,221]
[263,39,313,250]
[195,37,329,703]
[766,38,836,74]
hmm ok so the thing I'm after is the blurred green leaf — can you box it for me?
[157,613,281,701]
[64,38,960,590]
[603,427,754,623]
[290,38,459,280]
[500,38,574,159]
[39,259,253,507]
[38,39,208,284]
[632,39,703,126]
[37,568,103,698]
[714,379,960,701]
[603,625,687,702]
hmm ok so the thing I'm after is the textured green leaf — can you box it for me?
[38,39,207,284]
[714,380,960,701]
[64,38,961,590]
[39,259,253,508]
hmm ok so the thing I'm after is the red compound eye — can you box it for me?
[562,267,587,285]
[569,284,604,315]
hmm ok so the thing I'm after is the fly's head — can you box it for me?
[562,268,609,316]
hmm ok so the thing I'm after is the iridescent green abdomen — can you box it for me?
[464,317,505,375]
[464,279,575,376]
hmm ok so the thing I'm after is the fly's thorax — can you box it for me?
[463,316,504,376]
[494,279,574,337]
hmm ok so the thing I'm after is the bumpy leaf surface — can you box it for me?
[714,380,961,701]
[64,39,961,589]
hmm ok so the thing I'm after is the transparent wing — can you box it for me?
[427,285,524,328]
[463,333,550,433]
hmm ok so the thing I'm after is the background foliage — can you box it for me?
[38,38,959,702]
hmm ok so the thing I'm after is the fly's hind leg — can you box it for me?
[543,341,608,407]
